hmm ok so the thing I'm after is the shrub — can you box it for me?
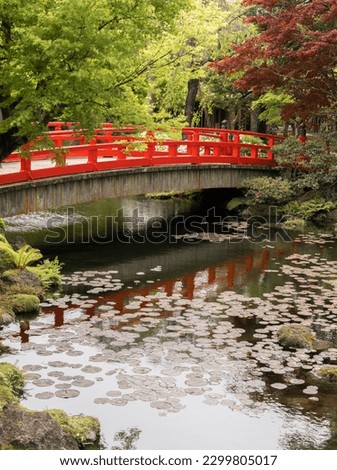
[273,135,337,191]
[282,198,336,221]
[240,176,293,205]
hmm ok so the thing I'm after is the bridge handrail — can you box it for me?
[1,124,279,185]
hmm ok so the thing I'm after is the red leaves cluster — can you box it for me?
[212,0,337,120]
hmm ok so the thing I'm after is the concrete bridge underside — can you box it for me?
[0,164,278,217]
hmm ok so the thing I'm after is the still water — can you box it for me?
[2,196,337,450]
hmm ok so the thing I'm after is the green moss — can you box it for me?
[10,294,40,316]
[4,283,44,299]
[0,363,25,399]
[145,190,200,200]
[48,409,100,448]
[318,366,337,381]
[0,384,18,409]
[277,324,315,349]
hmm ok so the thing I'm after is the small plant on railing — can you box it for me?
[119,139,148,156]
[240,135,265,156]
[18,134,69,166]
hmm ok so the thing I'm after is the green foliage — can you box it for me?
[0,235,42,269]
[272,137,304,168]
[0,218,5,232]
[0,233,62,291]
[282,199,336,221]
[0,385,17,410]
[240,135,264,145]
[273,135,337,192]
[145,0,252,125]
[0,0,190,159]
[226,197,253,211]
[0,363,25,398]
[48,409,100,448]
[27,257,63,290]
[252,91,294,126]
[240,176,293,205]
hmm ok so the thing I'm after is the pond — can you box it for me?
[2,196,337,450]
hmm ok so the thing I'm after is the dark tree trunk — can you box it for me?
[250,108,259,132]
[185,78,199,126]
[0,127,27,162]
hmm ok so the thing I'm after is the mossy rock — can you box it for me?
[0,363,25,398]
[317,366,337,381]
[0,306,15,326]
[0,251,15,272]
[277,324,315,349]
[10,294,40,316]
[1,269,42,289]
[4,282,44,299]
[48,409,100,449]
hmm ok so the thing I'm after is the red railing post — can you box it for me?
[87,138,98,166]
[267,136,275,161]
[20,157,31,174]
[232,133,240,159]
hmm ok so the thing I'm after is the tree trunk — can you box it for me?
[185,78,199,126]
[250,108,259,132]
[0,128,27,162]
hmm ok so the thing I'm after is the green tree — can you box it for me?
[144,0,253,127]
[0,0,189,160]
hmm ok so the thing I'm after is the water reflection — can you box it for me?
[2,203,337,449]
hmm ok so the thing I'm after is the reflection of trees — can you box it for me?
[111,427,142,450]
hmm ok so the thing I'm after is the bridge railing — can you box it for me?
[1,124,281,185]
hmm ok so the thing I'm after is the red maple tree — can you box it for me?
[211,0,337,121]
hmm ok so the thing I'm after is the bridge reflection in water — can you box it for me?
[19,242,298,344]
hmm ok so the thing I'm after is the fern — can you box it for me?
[15,245,43,267]
[28,257,63,290]
[0,236,43,268]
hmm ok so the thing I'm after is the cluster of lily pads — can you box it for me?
[2,231,337,447]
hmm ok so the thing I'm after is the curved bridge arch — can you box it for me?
[0,125,281,216]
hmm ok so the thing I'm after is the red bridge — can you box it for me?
[1,123,282,185]
[0,123,282,216]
